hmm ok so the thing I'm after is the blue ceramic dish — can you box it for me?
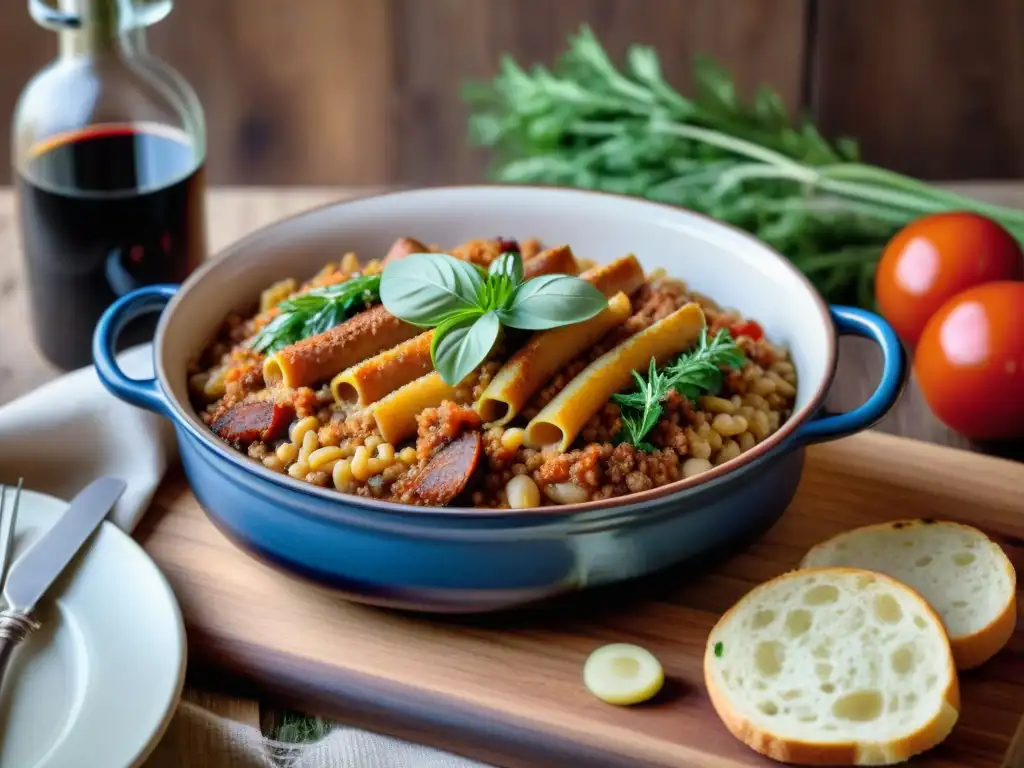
[93,186,906,613]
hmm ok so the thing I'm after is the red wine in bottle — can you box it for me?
[16,122,206,370]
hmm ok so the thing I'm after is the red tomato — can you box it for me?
[875,212,1023,346]
[729,320,763,341]
[914,281,1024,440]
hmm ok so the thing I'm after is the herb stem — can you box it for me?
[820,163,1024,224]
[793,247,891,273]
[651,121,816,181]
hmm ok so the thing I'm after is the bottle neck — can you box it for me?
[55,0,148,58]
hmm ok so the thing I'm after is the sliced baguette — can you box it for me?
[705,568,959,766]
[800,520,1016,670]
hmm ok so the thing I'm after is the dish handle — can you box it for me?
[793,305,907,446]
[92,284,178,416]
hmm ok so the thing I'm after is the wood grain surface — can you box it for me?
[388,0,807,185]
[1,185,1023,765]
[0,1,807,186]
[138,431,1024,767]
[5,1,1024,184]
[812,0,1024,181]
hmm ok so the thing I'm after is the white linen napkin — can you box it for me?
[0,344,173,532]
[145,703,488,768]
[0,346,490,768]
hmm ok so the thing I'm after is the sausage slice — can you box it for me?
[213,402,295,445]
[416,431,483,506]
[383,236,429,265]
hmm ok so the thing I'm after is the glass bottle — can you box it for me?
[12,0,207,370]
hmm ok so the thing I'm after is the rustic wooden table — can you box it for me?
[0,184,1021,749]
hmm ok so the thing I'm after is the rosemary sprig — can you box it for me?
[462,25,1024,308]
[252,274,382,354]
[612,328,747,449]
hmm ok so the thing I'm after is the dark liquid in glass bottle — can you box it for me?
[13,0,206,370]
[17,123,205,369]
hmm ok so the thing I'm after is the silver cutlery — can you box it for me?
[0,479,22,604]
[0,477,126,695]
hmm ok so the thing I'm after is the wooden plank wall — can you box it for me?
[0,0,1019,186]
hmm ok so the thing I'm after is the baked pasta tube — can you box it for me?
[371,371,457,445]
[524,302,707,452]
[263,305,419,389]
[579,254,646,298]
[473,254,645,425]
[327,247,586,408]
[522,245,579,279]
[475,292,632,425]
[330,331,434,407]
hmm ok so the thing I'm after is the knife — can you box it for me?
[0,477,126,692]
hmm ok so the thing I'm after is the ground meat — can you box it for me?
[415,401,483,461]
[318,410,376,447]
[536,453,573,485]
[482,426,517,469]
[643,389,693,455]
[291,387,321,418]
[579,403,621,444]
[567,444,604,489]
[630,286,682,326]
[532,441,679,501]
[605,443,636,485]
[626,471,653,493]
[223,361,265,404]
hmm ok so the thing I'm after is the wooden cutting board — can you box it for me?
[136,430,1024,768]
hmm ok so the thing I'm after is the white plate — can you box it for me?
[0,489,185,768]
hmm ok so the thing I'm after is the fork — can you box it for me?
[0,479,36,660]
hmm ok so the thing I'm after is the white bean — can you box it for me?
[506,475,541,509]
[542,482,589,505]
[682,458,713,478]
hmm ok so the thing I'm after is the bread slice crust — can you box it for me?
[800,520,1017,670]
[705,567,960,766]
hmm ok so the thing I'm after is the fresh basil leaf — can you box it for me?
[476,279,496,311]
[304,302,346,338]
[252,312,305,353]
[488,251,524,286]
[251,273,382,354]
[432,306,485,335]
[431,310,500,386]
[499,274,607,330]
[279,294,327,313]
[380,252,486,326]
[486,274,519,311]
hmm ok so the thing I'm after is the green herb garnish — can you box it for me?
[252,273,382,354]
[612,328,746,449]
[381,250,607,385]
[462,26,1024,308]
[714,641,724,658]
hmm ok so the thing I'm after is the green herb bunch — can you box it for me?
[381,250,607,385]
[462,26,1024,308]
[252,274,382,354]
[613,328,747,450]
